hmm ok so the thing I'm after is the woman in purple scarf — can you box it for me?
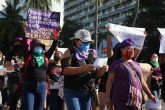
[61,29,109,110]
[106,38,156,110]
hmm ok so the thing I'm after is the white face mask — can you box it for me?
[152,58,158,62]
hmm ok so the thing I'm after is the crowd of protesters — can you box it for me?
[0,24,164,110]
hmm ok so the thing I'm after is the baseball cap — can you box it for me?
[71,29,94,42]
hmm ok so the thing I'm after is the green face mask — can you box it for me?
[150,59,159,67]
[33,53,44,67]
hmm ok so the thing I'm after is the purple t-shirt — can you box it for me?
[109,59,142,110]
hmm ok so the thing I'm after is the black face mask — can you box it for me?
[13,45,23,56]
[54,56,61,62]
[14,45,22,51]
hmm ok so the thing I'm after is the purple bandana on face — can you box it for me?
[74,47,89,61]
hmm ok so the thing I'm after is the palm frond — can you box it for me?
[24,0,32,10]
[0,11,7,17]
[0,0,25,43]
[24,0,51,10]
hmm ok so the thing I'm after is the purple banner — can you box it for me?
[27,8,60,40]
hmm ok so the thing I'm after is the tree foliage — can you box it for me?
[125,0,165,27]
[25,0,61,10]
[125,1,165,62]
[25,0,51,10]
[0,0,25,54]
[59,19,83,48]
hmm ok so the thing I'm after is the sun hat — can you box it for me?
[119,38,134,48]
[71,29,94,42]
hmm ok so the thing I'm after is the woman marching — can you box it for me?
[106,38,156,110]
[61,29,109,110]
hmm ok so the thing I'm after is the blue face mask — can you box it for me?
[101,53,107,58]
[34,47,44,54]
[80,42,90,51]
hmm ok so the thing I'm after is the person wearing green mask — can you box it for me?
[22,38,58,110]
[150,53,162,99]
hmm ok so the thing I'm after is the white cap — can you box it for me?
[71,29,94,42]
[105,23,111,28]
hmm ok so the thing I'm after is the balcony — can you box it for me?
[65,2,95,16]
[65,0,135,21]
[65,0,85,9]
[82,5,135,25]
[86,16,128,31]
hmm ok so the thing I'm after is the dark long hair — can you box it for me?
[108,43,121,65]
[142,27,161,63]
[72,39,79,47]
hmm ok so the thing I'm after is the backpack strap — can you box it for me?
[44,55,49,64]
[24,54,33,72]
[24,54,49,72]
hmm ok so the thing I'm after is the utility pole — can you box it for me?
[95,0,98,50]
[132,0,140,27]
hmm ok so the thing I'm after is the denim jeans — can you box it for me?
[49,89,63,110]
[7,73,20,110]
[64,88,92,110]
[152,89,161,99]
[1,87,8,105]
[23,81,46,110]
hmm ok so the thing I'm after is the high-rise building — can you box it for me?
[64,0,136,33]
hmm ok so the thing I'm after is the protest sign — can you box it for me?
[158,29,165,54]
[108,23,145,50]
[27,8,60,40]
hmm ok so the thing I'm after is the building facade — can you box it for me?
[64,0,136,33]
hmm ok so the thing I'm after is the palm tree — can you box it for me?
[0,0,25,41]
[25,0,50,10]
[25,0,61,10]
[0,0,25,54]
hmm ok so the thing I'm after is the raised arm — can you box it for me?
[106,25,114,58]
[107,34,113,58]
[45,40,58,59]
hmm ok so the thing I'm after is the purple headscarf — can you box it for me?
[120,38,134,48]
